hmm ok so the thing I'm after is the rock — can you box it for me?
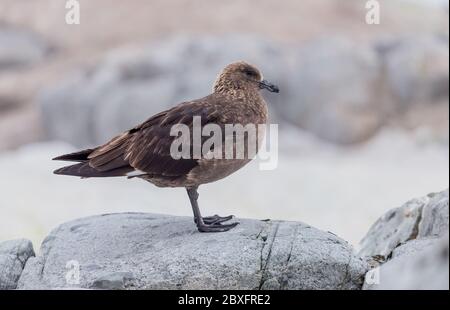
[283,37,383,144]
[363,236,449,290]
[0,27,53,70]
[358,196,424,259]
[359,189,449,258]
[39,35,288,147]
[0,239,35,289]
[381,36,449,107]
[391,238,439,259]
[91,272,135,290]
[17,213,367,290]
[418,190,449,238]
[360,189,449,290]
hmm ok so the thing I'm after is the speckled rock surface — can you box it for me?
[359,189,449,258]
[17,213,367,290]
[360,189,449,290]
[363,236,449,290]
[0,239,35,289]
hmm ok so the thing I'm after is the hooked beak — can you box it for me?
[258,80,280,93]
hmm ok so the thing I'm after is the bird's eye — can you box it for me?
[244,69,257,77]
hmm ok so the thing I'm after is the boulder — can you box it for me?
[363,236,449,290]
[418,190,449,238]
[0,239,35,289]
[359,189,449,258]
[17,213,368,290]
[283,37,383,144]
[359,189,449,290]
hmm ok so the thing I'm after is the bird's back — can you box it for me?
[53,91,268,187]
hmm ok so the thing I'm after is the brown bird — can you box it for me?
[53,61,279,232]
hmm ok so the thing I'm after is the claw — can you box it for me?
[202,215,234,225]
[194,214,234,225]
[197,221,239,233]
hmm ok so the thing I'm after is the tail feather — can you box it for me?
[52,148,96,162]
[53,162,133,178]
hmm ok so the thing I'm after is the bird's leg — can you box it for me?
[186,186,238,232]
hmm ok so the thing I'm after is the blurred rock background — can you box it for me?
[0,0,448,248]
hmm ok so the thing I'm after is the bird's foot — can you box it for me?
[196,221,239,233]
[194,215,238,232]
[196,214,234,225]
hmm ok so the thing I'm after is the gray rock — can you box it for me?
[358,196,425,258]
[419,189,449,238]
[39,35,288,147]
[17,213,367,290]
[284,37,383,144]
[363,236,449,290]
[360,190,449,290]
[0,28,52,70]
[0,239,35,289]
[359,189,449,258]
[391,238,440,259]
[91,272,135,290]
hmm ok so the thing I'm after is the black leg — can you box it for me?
[186,186,239,232]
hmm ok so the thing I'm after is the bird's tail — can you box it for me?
[52,148,95,162]
[53,162,132,178]
[53,148,133,177]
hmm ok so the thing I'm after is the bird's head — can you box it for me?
[213,61,279,95]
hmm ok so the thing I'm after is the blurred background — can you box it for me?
[0,0,448,249]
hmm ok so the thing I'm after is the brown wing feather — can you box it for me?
[85,96,222,178]
[124,103,210,175]
[52,148,96,162]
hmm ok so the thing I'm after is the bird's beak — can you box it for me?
[259,80,280,93]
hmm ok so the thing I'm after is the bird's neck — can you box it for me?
[212,88,268,124]
[213,83,262,102]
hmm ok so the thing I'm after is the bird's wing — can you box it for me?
[87,98,220,177]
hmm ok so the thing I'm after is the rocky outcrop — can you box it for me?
[364,236,449,290]
[359,189,449,290]
[359,189,449,258]
[17,214,368,290]
[3,190,449,290]
[0,239,35,289]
